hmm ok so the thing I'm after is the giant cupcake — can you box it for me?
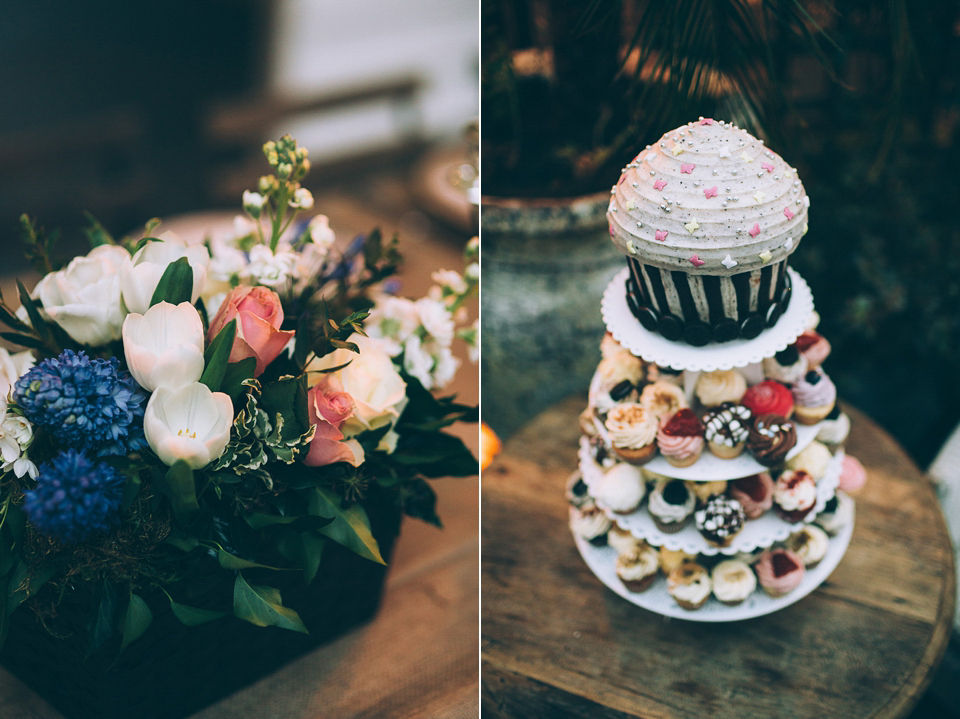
[607,118,809,346]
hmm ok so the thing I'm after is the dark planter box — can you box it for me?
[0,491,403,719]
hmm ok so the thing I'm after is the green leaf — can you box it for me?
[121,472,142,513]
[17,280,49,342]
[169,600,227,626]
[221,357,257,401]
[243,512,332,531]
[275,528,325,584]
[401,478,442,527]
[87,580,119,656]
[164,529,200,552]
[259,374,309,440]
[120,592,152,652]
[200,319,237,392]
[309,488,385,564]
[233,574,309,634]
[154,461,199,524]
[214,545,282,571]
[149,257,194,307]
[392,432,478,477]
[0,332,48,351]
[6,561,54,614]
[82,211,114,248]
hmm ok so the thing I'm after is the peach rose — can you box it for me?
[303,375,364,467]
[207,286,295,376]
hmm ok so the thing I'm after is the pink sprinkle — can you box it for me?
[761,162,775,173]
[609,226,615,236]
[749,223,761,238]
[655,230,669,242]
[618,176,625,185]
[689,254,705,267]
[699,118,714,125]
[653,179,667,191]
[680,163,695,174]
[704,186,718,199]
[784,207,795,220]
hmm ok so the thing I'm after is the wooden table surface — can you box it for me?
[0,176,480,718]
[482,395,956,719]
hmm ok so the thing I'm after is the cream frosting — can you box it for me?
[605,403,658,450]
[792,369,836,408]
[729,473,774,519]
[609,525,641,555]
[607,120,809,275]
[817,411,851,446]
[640,381,688,419]
[687,480,728,504]
[787,525,829,566]
[656,428,703,460]
[594,463,647,512]
[667,562,713,605]
[589,354,644,412]
[762,352,809,385]
[774,470,816,512]
[570,504,612,540]
[695,369,747,407]
[711,559,757,602]
[648,479,696,523]
[816,491,854,535]
[786,441,833,481]
[616,543,660,581]
[659,547,696,574]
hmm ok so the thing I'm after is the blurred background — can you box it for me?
[0,2,479,717]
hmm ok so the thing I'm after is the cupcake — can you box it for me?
[773,469,817,523]
[762,346,809,385]
[604,403,659,465]
[647,479,696,533]
[609,524,642,556]
[667,561,713,610]
[816,405,851,449]
[607,121,808,346]
[656,408,704,467]
[791,369,837,425]
[742,380,794,419]
[687,480,728,506]
[616,541,660,592]
[786,441,833,481]
[570,501,613,546]
[816,491,854,536]
[703,403,753,458]
[694,496,746,547]
[711,559,757,605]
[729,472,775,518]
[795,330,831,368]
[659,546,697,574]
[565,472,592,509]
[647,364,685,387]
[786,525,830,568]
[695,369,747,407]
[747,414,798,467]
[594,463,647,514]
[640,381,688,421]
[838,454,867,493]
[755,548,806,597]
[734,547,766,565]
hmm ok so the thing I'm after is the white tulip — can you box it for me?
[36,244,129,346]
[144,382,234,469]
[120,232,210,315]
[122,302,206,392]
[0,347,33,401]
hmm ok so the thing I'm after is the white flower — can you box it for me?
[242,190,266,218]
[0,348,33,401]
[432,346,460,389]
[0,413,35,479]
[466,318,479,363]
[431,269,468,295]
[120,232,210,315]
[36,244,129,345]
[402,334,435,388]
[366,296,420,356]
[242,245,298,289]
[465,262,479,281]
[415,297,455,345]
[202,238,248,304]
[306,333,407,437]
[122,302,206,392]
[144,382,234,469]
[305,215,336,252]
[289,188,314,210]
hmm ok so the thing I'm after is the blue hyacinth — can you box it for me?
[23,449,125,543]
[14,350,147,457]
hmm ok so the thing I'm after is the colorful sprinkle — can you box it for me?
[749,223,761,238]
[740,152,753,163]
[784,238,793,250]
[684,218,700,233]
[761,162,775,173]
[721,254,738,269]
[627,240,637,254]
[654,179,667,191]
[609,226,615,237]
[671,144,684,156]
[704,186,718,199]
[753,191,766,203]
[655,229,669,242]
[626,199,636,211]
[759,250,773,263]
[699,118,714,125]
[681,163,695,174]
[718,147,731,159]
[689,255,705,267]
[784,207,795,220]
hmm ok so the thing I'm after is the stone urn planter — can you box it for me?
[481,191,623,438]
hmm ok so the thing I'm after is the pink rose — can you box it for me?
[303,375,362,467]
[207,286,295,376]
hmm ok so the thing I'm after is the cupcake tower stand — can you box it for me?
[572,267,855,621]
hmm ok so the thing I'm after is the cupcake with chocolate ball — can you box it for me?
[594,463,647,514]
[755,548,806,597]
[604,403,659,465]
[695,369,747,408]
[816,491,854,536]
[616,541,660,592]
[795,330,831,369]
[570,501,613,546]
[786,525,829,568]
[656,409,704,468]
[565,472,593,509]
[646,363,685,387]
[729,472,775,519]
[741,380,794,419]
[711,559,757,606]
[747,414,798,467]
[773,469,817,523]
[703,403,753,458]
[640,381,688,421]
[762,345,809,386]
[816,405,851,450]
[647,479,696,533]
[791,368,836,425]
[694,496,746,547]
[687,480,728,506]
[667,561,713,610]
[589,352,645,413]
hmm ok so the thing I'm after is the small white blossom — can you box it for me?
[415,297,455,345]
[306,215,336,252]
[242,190,266,218]
[289,187,314,210]
[242,245,299,289]
[402,335,436,389]
[432,346,460,389]
[431,269,468,295]
[366,296,421,356]
[465,262,479,281]
[0,413,36,479]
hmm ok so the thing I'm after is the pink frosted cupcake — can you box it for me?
[755,548,806,597]
[656,409,704,468]
[838,454,867,492]
[773,469,817,524]
[791,369,837,425]
[729,472,775,519]
[795,330,831,369]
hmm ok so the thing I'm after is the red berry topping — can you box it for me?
[794,332,821,353]
[661,408,704,437]
[772,551,799,577]
[741,380,794,417]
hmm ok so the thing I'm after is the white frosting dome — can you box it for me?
[607,119,809,275]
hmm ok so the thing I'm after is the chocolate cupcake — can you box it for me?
[694,496,746,547]
[703,403,753,458]
[762,345,809,385]
[747,414,797,467]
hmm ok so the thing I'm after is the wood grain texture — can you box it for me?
[482,395,956,719]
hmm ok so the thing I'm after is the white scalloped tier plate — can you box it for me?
[580,446,843,556]
[602,266,815,371]
[571,500,854,621]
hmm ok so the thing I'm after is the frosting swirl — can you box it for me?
[795,330,831,368]
[786,525,829,566]
[786,441,833,480]
[742,380,794,418]
[711,559,757,603]
[729,472,774,518]
[817,491,854,535]
[791,369,836,409]
[695,369,747,407]
[604,403,658,450]
[667,561,713,605]
[648,479,695,523]
[594,463,647,512]
[773,469,816,513]
[817,410,851,446]
[616,542,660,581]
[838,454,867,492]
[656,409,704,461]
[755,548,805,596]
[640,381,688,420]
[747,414,798,466]
[570,504,612,540]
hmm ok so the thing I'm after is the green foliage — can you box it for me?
[19,214,59,275]
[120,592,152,652]
[149,257,194,307]
[309,488,385,565]
[82,212,115,249]
[233,573,308,634]
[87,580,119,656]
[221,358,257,402]
[168,599,227,627]
[153,461,199,525]
[200,319,237,392]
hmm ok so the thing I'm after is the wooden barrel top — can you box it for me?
[482,396,956,718]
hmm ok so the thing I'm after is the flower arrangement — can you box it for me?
[0,135,478,660]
